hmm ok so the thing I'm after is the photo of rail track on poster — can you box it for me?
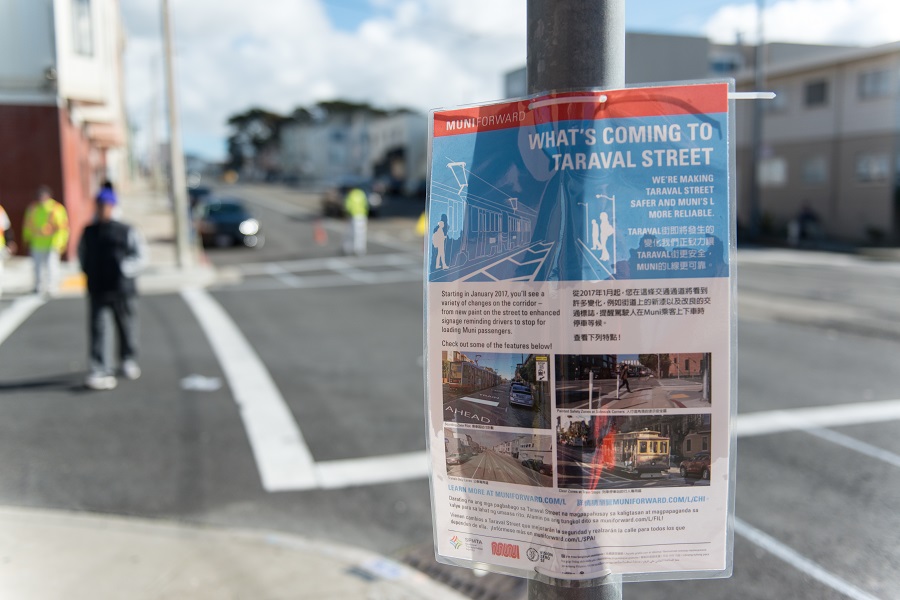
[424,81,736,582]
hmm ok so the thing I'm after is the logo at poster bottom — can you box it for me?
[465,537,484,552]
[527,547,554,563]
[491,542,520,559]
[450,536,462,550]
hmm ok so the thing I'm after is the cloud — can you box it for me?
[125,0,526,159]
[125,0,894,160]
[704,0,900,45]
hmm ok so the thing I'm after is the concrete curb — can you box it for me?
[0,505,466,600]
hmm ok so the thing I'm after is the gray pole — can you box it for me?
[161,0,193,268]
[526,1,625,598]
[747,0,765,240]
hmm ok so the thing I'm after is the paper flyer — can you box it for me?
[425,82,735,581]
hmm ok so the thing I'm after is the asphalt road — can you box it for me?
[448,450,552,488]
[443,382,551,429]
[0,187,898,599]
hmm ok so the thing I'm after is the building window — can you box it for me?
[686,439,692,453]
[73,0,94,56]
[858,69,891,100]
[758,157,788,187]
[856,154,889,183]
[804,80,828,107]
[802,156,828,184]
[710,53,742,74]
[702,437,709,451]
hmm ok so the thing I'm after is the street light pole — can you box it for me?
[526,1,625,598]
[161,0,193,268]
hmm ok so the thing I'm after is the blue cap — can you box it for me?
[96,189,118,205]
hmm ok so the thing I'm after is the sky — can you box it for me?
[122,0,900,161]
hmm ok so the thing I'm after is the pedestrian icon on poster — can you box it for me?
[598,211,614,262]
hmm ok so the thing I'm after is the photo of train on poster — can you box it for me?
[425,82,735,580]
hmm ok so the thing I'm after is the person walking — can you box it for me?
[0,201,17,298]
[23,185,69,296]
[617,362,631,394]
[342,185,368,256]
[78,182,146,391]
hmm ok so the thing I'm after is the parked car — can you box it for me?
[194,197,263,248]
[521,459,553,477]
[187,185,212,210]
[320,176,383,218]
[446,453,464,466]
[679,453,711,479]
[509,382,535,408]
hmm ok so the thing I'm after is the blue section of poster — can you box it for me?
[427,110,729,283]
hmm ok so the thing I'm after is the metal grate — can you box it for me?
[398,543,526,600]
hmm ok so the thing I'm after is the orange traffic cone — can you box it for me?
[314,219,328,245]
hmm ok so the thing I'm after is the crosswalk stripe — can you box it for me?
[181,288,317,491]
[0,296,45,348]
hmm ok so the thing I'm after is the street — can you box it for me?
[0,185,898,599]
[556,444,710,490]
[448,450,552,488]
[557,376,710,410]
[443,382,552,429]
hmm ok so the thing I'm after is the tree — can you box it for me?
[225,107,289,172]
[639,353,671,378]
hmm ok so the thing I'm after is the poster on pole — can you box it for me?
[424,82,736,582]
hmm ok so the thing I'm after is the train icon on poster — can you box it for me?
[428,161,552,283]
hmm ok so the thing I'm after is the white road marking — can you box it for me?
[459,396,500,407]
[735,399,900,438]
[316,452,429,490]
[264,263,304,288]
[734,518,881,600]
[804,427,900,468]
[0,296,45,348]
[181,288,317,491]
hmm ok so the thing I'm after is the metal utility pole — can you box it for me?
[748,0,765,240]
[161,0,193,268]
[526,1,624,598]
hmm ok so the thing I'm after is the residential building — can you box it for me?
[734,41,900,243]
[506,32,900,244]
[280,107,427,194]
[0,0,128,256]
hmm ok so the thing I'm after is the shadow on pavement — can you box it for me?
[0,373,89,394]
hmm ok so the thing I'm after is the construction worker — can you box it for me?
[342,185,368,256]
[23,185,69,296]
[0,200,17,298]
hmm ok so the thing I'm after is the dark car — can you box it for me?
[187,185,212,211]
[521,459,552,477]
[320,176,382,218]
[509,383,535,408]
[679,453,711,479]
[194,198,263,248]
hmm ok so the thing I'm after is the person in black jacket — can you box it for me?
[79,182,146,390]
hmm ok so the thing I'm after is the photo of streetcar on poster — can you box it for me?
[557,414,712,490]
[441,351,551,428]
[445,428,553,488]
[556,353,712,410]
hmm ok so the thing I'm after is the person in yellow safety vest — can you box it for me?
[23,185,69,297]
[0,201,18,298]
[342,186,368,256]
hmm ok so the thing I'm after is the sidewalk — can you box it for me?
[0,182,465,599]
[0,506,466,600]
